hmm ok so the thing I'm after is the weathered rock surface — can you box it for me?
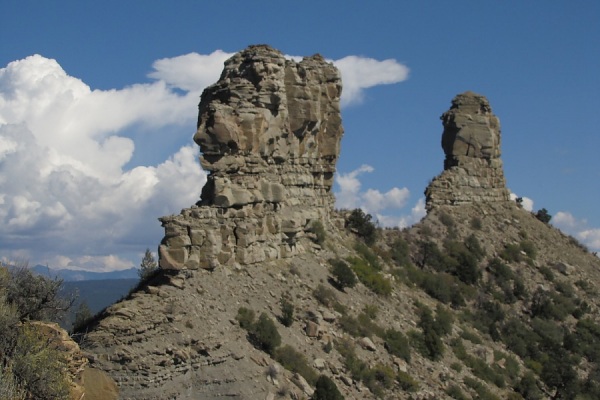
[29,322,118,400]
[425,91,511,209]
[158,45,343,271]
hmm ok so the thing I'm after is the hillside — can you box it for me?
[80,45,600,400]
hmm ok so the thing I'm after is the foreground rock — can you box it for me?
[158,44,343,271]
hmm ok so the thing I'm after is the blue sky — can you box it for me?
[1,1,599,271]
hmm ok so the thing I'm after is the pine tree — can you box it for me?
[72,301,92,332]
[139,248,158,281]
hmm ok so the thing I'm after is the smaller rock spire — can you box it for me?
[425,91,511,210]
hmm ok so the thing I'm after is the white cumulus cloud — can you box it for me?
[334,56,409,106]
[0,50,408,271]
[509,192,534,212]
[553,211,600,253]
[334,165,418,228]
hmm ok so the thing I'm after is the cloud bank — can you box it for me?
[0,51,410,271]
[334,165,425,228]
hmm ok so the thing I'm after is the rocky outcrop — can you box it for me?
[425,91,511,209]
[28,322,118,400]
[158,45,343,271]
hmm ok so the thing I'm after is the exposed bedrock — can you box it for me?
[158,45,344,271]
[425,91,511,210]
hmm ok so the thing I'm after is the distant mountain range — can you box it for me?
[30,264,139,281]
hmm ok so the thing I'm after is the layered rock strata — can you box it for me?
[158,45,343,271]
[425,91,511,209]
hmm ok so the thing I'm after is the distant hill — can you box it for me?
[31,265,139,281]
[62,279,139,314]
[60,278,139,330]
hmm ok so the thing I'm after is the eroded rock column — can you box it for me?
[425,91,511,210]
[159,45,343,271]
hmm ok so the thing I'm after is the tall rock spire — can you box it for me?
[158,45,344,271]
[425,91,511,210]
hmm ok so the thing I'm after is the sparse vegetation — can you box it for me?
[345,209,378,245]
[310,220,327,246]
[383,328,411,362]
[274,345,318,385]
[0,263,73,399]
[249,313,281,355]
[346,254,392,296]
[279,295,294,327]
[329,259,357,291]
[312,375,344,400]
[313,284,339,308]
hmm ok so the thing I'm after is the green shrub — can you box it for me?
[346,256,391,296]
[236,307,256,330]
[0,365,26,400]
[310,220,327,246]
[338,310,383,338]
[346,209,378,245]
[460,329,483,344]
[329,259,357,291]
[500,243,523,263]
[488,258,514,282]
[469,357,505,388]
[396,370,419,392]
[12,325,71,400]
[540,349,579,399]
[535,208,552,224]
[353,242,382,271]
[72,301,93,332]
[274,345,318,385]
[312,375,344,400]
[434,304,454,336]
[530,289,575,320]
[383,329,411,362]
[566,318,600,362]
[450,362,463,372]
[6,266,73,322]
[279,296,294,327]
[336,340,396,396]
[470,216,483,230]
[365,364,395,396]
[313,284,338,308]
[463,377,501,400]
[419,272,468,307]
[362,304,379,320]
[249,313,281,355]
[416,307,445,360]
[439,212,455,228]
[465,234,486,260]
[539,266,555,281]
[515,371,544,400]
[519,240,537,259]
[446,384,469,400]
[390,237,411,266]
[419,241,451,271]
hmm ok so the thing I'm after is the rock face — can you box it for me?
[425,91,511,209]
[159,45,343,271]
